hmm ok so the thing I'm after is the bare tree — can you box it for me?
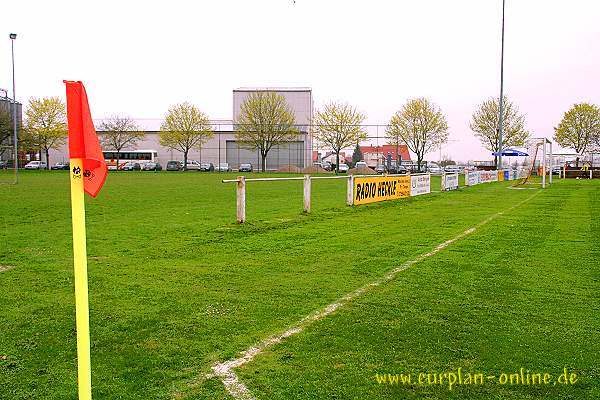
[387,98,448,172]
[160,102,213,170]
[313,102,367,174]
[234,92,298,172]
[470,96,529,167]
[99,116,144,170]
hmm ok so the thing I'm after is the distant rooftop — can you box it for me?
[234,87,312,92]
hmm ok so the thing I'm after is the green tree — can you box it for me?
[553,103,600,166]
[99,116,145,170]
[387,98,448,172]
[470,96,529,167]
[235,92,298,172]
[351,142,363,167]
[160,102,213,170]
[24,97,68,169]
[313,102,367,174]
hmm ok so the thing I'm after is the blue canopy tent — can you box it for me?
[492,149,530,180]
[492,148,528,157]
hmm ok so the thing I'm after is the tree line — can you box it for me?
[3,94,599,170]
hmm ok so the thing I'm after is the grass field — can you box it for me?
[0,171,598,400]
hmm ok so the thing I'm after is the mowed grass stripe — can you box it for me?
[235,179,600,400]
[209,191,541,400]
[0,171,555,399]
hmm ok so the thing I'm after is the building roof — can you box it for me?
[234,87,312,92]
[360,144,411,161]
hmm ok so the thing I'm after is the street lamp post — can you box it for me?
[10,33,18,182]
[497,0,506,169]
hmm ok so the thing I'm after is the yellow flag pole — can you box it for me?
[69,158,92,400]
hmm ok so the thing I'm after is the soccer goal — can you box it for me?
[516,138,553,188]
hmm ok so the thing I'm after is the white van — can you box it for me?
[24,161,47,170]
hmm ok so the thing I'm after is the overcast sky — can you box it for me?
[2,0,599,161]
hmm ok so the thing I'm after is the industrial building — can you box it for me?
[0,95,22,165]
[49,87,314,170]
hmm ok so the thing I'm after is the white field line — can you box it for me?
[205,191,540,400]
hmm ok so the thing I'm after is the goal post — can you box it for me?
[516,137,553,188]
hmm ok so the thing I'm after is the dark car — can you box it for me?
[396,165,408,174]
[120,162,141,171]
[166,160,182,171]
[375,164,386,174]
[142,162,162,171]
[238,163,253,172]
[51,162,70,170]
[199,162,214,172]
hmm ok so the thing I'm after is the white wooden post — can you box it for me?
[346,176,354,206]
[236,176,246,223]
[303,174,311,213]
[590,169,593,179]
[441,173,446,191]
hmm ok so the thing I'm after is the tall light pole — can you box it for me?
[10,33,18,182]
[497,0,506,169]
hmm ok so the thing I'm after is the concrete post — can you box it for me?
[303,174,311,213]
[346,176,354,206]
[236,176,246,223]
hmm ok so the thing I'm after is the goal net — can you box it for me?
[515,138,552,187]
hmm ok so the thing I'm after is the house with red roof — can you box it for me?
[359,144,411,168]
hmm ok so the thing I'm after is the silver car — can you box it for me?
[217,162,231,172]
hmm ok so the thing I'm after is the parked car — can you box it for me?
[0,160,7,169]
[216,162,231,172]
[375,164,386,174]
[322,162,332,171]
[142,162,162,171]
[355,161,367,169]
[184,160,202,170]
[238,163,253,172]
[444,165,462,173]
[428,164,443,174]
[166,160,182,171]
[120,162,141,171]
[24,161,47,170]
[51,161,70,170]
[199,162,214,172]
[337,163,349,173]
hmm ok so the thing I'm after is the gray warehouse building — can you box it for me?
[0,96,22,165]
[49,87,314,170]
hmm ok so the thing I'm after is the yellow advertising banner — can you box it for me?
[354,176,410,205]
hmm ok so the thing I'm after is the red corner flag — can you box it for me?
[64,81,107,197]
